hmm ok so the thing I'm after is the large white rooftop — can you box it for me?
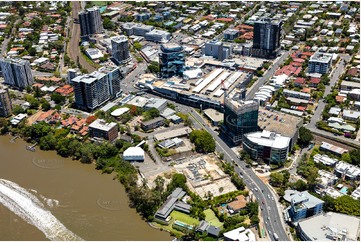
[89,119,117,131]
[245,130,290,150]
[298,212,360,241]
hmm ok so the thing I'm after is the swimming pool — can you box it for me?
[340,186,348,194]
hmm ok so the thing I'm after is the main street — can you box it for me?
[305,54,359,147]
[148,94,290,241]
[246,50,290,100]
[1,19,21,57]
[187,109,289,241]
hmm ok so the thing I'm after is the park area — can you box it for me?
[204,209,223,228]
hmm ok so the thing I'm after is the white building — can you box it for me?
[313,154,339,166]
[243,130,291,163]
[85,48,104,60]
[335,161,360,180]
[223,227,256,241]
[123,147,144,161]
[297,212,360,241]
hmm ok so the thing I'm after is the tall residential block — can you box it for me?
[79,7,103,36]
[0,87,12,117]
[202,40,232,61]
[159,43,185,78]
[223,99,259,144]
[308,52,333,74]
[0,58,34,89]
[71,66,123,111]
[252,18,282,59]
[111,35,130,64]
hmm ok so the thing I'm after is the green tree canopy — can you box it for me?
[189,129,216,153]
[51,92,66,104]
[298,127,313,146]
[334,195,360,216]
[269,172,284,187]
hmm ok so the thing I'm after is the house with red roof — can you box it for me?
[55,85,74,96]
[216,18,234,23]
[294,78,306,87]
[336,95,346,103]
[309,78,321,88]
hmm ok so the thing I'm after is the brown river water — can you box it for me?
[0,135,171,241]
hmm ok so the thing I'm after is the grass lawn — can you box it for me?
[92,1,107,6]
[204,209,223,228]
[151,221,183,238]
[171,211,200,226]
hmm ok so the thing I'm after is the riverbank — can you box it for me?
[0,134,171,240]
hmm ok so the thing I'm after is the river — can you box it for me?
[0,135,171,241]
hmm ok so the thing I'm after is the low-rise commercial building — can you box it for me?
[144,98,168,111]
[123,147,144,161]
[297,212,360,241]
[204,108,224,126]
[141,117,165,131]
[145,29,171,43]
[243,130,291,163]
[320,142,348,156]
[89,119,118,142]
[223,227,256,241]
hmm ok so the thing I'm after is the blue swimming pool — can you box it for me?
[340,187,348,194]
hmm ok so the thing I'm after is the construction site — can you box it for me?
[173,154,237,199]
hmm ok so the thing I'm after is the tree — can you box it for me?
[39,134,57,150]
[147,61,160,74]
[133,41,142,51]
[269,172,284,187]
[289,180,308,191]
[29,47,37,56]
[41,101,51,111]
[349,149,360,166]
[298,127,313,146]
[103,17,115,30]
[189,129,215,153]
[51,92,66,104]
[334,195,360,216]
[13,105,25,115]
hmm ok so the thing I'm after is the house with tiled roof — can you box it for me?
[336,95,346,103]
[227,195,247,214]
[55,85,74,96]
[36,110,55,122]
[309,77,321,88]
[294,77,306,87]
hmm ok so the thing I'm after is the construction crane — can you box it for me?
[221,79,227,104]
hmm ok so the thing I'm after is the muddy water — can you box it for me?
[0,135,171,241]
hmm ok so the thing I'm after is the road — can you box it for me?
[147,96,290,241]
[246,50,290,100]
[307,54,351,129]
[31,71,54,77]
[58,15,72,75]
[305,54,359,147]
[1,19,21,57]
[120,62,147,94]
[68,1,96,73]
[188,109,289,241]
